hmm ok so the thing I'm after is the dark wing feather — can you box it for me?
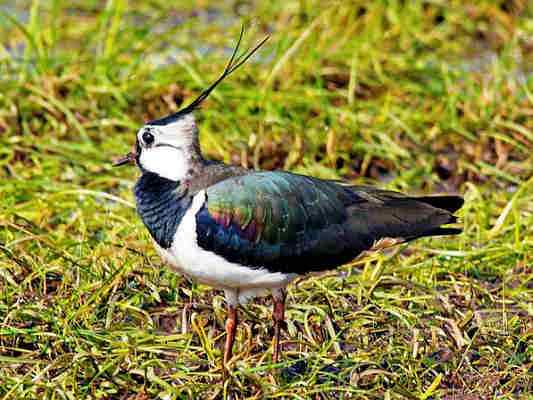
[195,171,462,274]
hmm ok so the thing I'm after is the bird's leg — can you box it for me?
[223,290,239,377]
[181,280,197,335]
[224,304,238,367]
[272,288,287,363]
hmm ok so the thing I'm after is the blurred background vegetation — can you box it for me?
[0,1,532,399]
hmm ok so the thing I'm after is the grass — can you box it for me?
[0,1,532,398]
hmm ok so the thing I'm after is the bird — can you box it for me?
[113,29,463,375]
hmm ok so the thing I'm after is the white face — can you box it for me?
[137,114,197,181]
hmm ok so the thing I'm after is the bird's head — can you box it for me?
[113,27,269,182]
[132,113,199,181]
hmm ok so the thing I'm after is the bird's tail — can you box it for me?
[401,195,464,241]
[346,189,464,251]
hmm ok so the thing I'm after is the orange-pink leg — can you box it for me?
[223,304,238,377]
[272,288,287,363]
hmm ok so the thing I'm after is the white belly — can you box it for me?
[154,190,297,302]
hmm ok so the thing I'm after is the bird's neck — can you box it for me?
[134,171,193,249]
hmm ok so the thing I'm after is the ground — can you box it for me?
[0,1,532,399]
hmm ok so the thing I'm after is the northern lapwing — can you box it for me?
[114,29,463,374]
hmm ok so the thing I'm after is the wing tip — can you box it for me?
[416,195,464,213]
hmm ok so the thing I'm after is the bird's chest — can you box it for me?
[133,174,232,287]
[134,173,192,249]
[135,185,223,285]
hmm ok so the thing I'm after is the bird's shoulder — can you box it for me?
[185,161,250,194]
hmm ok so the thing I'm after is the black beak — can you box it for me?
[112,151,136,167]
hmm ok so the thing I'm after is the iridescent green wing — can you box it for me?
[195,171,360,272]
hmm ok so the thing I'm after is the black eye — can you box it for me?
[142,130,155,146]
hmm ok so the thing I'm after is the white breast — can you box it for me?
[155,190,297,304]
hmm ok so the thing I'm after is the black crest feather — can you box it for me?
[149,26,269,126]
